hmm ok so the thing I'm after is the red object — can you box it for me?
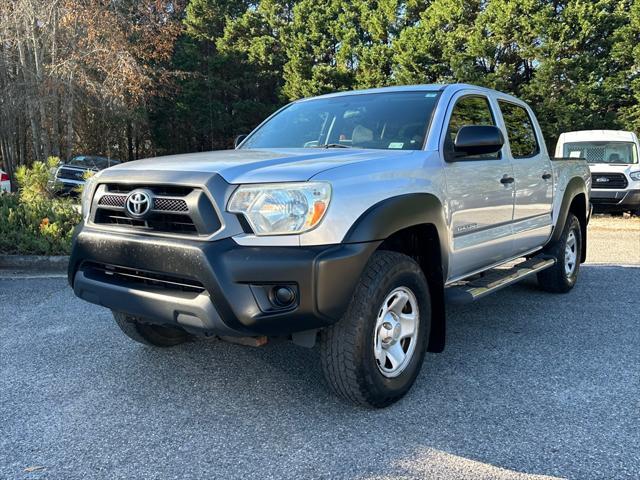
[0,172,9,182]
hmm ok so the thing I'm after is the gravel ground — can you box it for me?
[586,215,640,264]
[1,219,639,480]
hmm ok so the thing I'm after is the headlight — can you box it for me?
[630,171,640,181]
[228,182,331,235]
[81,172,100,220]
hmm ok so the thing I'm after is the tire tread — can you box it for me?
[537,213,581,293]
[320,251,428,408]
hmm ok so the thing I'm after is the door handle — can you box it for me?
[500,176,515,184]
[542,172,552,180]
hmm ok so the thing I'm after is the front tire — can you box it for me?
[537,213,582,293]
[113,311,191,347]
[319,251,431,408]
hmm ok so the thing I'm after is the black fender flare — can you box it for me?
[551,176,589,261]
[342,193,449,276]
[342,193,449,353]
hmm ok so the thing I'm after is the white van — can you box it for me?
[556,130,640,214]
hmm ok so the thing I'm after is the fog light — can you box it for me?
[273,286,295,307]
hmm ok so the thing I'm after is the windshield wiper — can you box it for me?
[308,143,351,149]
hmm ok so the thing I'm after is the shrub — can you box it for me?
[0,158,81,255]
[14,156,60,203]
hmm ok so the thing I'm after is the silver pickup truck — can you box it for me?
[69,84,591,408]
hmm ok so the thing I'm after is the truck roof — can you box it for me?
[558,130,639,143]
[296,83,521,103]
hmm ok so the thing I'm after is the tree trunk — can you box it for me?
[65,83,74,159]
[50,6,60,157]
[127,121,133,162]
[15,20,42,162]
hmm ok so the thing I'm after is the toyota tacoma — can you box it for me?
[69,84,591,408]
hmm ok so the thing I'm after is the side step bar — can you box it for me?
[445,256,555,305]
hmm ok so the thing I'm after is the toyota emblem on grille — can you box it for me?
[125,190,152,217]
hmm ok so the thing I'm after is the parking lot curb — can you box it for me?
[0,255,69,273]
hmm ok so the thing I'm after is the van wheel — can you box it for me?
[112,311,191,347]
[319,251,431,408]
[537,213,582,293]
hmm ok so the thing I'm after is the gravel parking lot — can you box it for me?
[586,215,640,264]
[1,217,639,480]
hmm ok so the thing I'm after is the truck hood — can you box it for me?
[107,148,413,184]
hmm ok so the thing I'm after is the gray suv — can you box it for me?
[69,84,591,407]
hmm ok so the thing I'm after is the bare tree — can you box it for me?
[0,0,183,182]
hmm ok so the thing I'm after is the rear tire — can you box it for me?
[537,213,582,293]
[113,311,191,347]
[319,251,431,408]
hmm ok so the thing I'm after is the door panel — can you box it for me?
[498,100,553,254]
[511,156,553,253]
[445,160,515,280]
[443,94,516,281]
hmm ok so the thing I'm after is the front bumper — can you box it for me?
[68,226,379,336]
[591,189,640,211]
[52,179,84,196]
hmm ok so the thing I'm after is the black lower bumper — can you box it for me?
[68,226,379,336]
[591,189,640,212]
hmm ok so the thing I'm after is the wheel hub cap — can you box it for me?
[565,230,578,276]
[373,287,420,378]
[380,318,401,345]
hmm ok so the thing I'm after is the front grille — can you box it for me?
[91,183,221,236]
[97,194,187,212]
[591,173,628,189]
[98,194,126,207]
[57,167,86,181]
[591,197,621,205]
[82,262,205,293]
[94,210,198,233]
[153,198,188,212]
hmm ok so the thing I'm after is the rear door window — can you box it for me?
[499,101,540,158]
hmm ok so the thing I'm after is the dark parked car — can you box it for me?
[53,155,120,195]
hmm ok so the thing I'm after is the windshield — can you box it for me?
[242,91,440,151]
[563,141,638,164]
[68,156,119,169]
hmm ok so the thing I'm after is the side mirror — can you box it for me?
[452,125,504,159]
[234,134,248,149]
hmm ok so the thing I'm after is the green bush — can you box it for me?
[0,158,81,255]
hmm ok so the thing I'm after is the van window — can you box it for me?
[563,142,638,164]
